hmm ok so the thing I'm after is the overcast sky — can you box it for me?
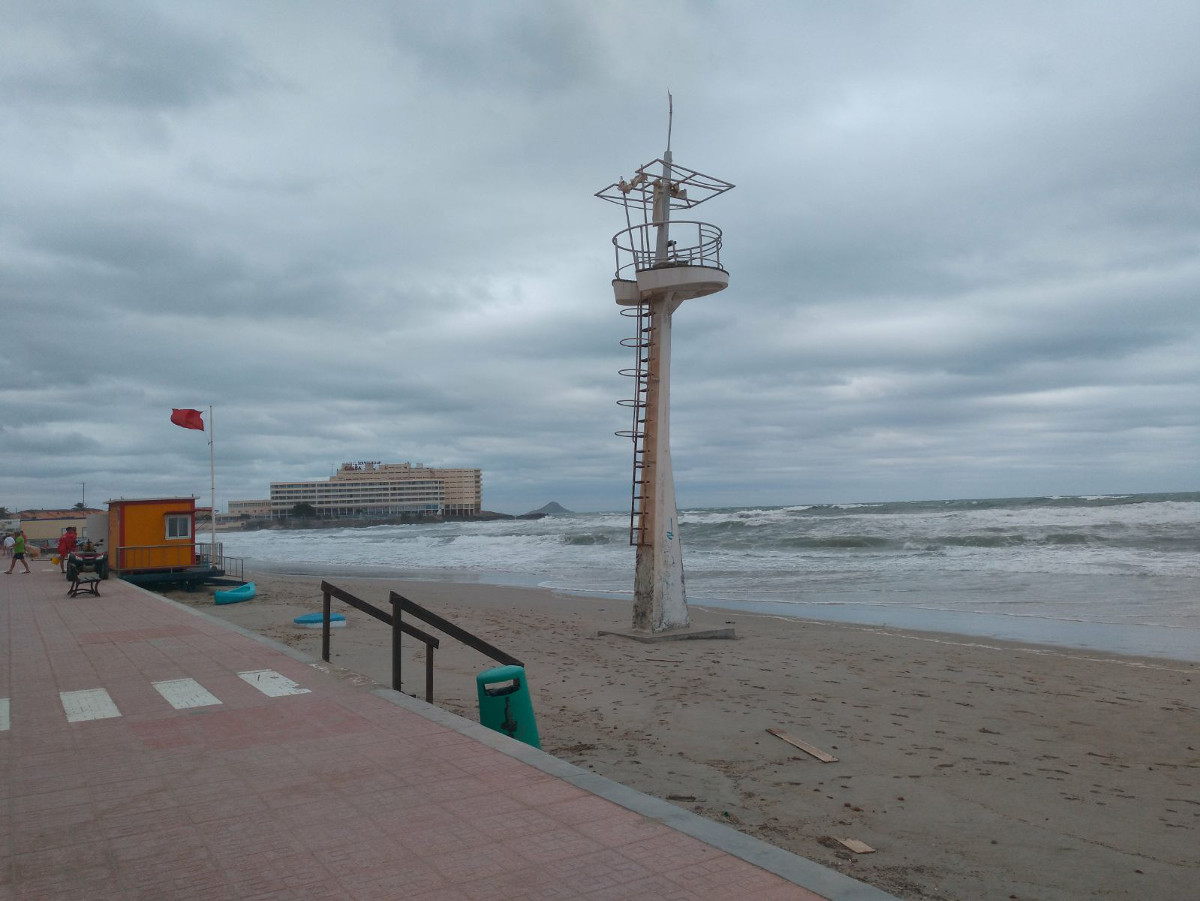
[2,2,1197,515]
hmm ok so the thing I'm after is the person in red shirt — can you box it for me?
[57,527,77,573]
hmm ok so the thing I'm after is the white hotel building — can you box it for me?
[264,462,482,519]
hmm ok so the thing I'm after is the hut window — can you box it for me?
[165,514,191,540]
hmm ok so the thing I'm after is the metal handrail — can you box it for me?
[320,581,441,701]
[318,582,523,703]
[112,543,243,581]
[389,590,523,671]
[611,220,725,283]
[198,543,244,581]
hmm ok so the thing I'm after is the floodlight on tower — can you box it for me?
[595,100,734,634]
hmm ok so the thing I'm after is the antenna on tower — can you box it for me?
[666,91,673,152]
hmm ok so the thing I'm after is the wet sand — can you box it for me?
[162,571,1199,901]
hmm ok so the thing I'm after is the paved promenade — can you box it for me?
[1,563,893,900]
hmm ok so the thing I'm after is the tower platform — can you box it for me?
[613,263,730,305]
[0,564,896,899]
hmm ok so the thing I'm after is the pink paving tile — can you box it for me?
[497,825,601,865]
[458,867,588,901]
[344,783,431,819]
[90,775,175,813]
[540,847,655,894]
[274,744,367,775]
[540,792,629,826]
[400,888,472,901]
[260,780,348,811]
[469,803,563,838]
[466,759,562,789]
[101,804,195,840]
[169,775,253,807]
[573,808,679,848]
[241,880,354,901]
[665,852,803,894]
[263,800,363,850]
[578,873,705,901]
[113,847,223,891]
[158,875,239,901]
[326,764,408,795]
[391,813,492,857]
[128,717,198,750]
[311,841,420,878]
[381,756,475,786]
[79,625,199,644]
[200,814,299,859]
[107,825,211,863]
[428,841,537,883]
[337,863,449,899]
[614,828,726,868]
[186,790,272,824]
[505,774,590,806]
[441,790,529,820]
[12,803,102,854]
[744,885,832,901]
[11,785,87,816]
[14,867,122,900]
[404,773,499,804]
[220,851,336,895]
[12,840,112,880]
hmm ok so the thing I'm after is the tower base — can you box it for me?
[597,627,736,643]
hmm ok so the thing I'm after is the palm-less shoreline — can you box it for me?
[163,568,1199,901]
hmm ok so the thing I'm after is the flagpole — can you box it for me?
[209,404,217,569]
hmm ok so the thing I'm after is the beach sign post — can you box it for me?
[596,99,734,634]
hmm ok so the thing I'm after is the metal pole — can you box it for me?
[208,405,217,566]
[391,596,403,692]
[322,589,331,662]
[425,650,434,703]
[654,150,673,263]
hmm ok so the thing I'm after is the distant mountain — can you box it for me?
[525,501,572,517]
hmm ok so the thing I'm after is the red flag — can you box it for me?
[170,408,205,430]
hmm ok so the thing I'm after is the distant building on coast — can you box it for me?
[247,461,482,520]
[226,499,272,518]
[15,508,104,547]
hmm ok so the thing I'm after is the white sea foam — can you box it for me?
[222,492,1200,657]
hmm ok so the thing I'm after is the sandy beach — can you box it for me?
[163,571,1198,901]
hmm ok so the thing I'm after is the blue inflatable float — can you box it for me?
[294,611,346,629]
[214,582,256,605]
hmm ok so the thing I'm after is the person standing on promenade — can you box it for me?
[6,531,31,574]
[3,533,13,559]
[57,527,77,572]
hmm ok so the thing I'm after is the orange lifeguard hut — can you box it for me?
[108,497,198,574]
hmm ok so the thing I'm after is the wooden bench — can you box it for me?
[68,574,102,597]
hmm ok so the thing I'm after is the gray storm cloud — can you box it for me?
[2,2,1197,513]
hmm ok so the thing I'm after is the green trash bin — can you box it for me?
[476,665,540,749]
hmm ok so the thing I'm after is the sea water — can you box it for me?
[221,492,1200,661]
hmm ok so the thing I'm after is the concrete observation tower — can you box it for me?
[596,117,734,634]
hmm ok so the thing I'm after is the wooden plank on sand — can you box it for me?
[766,728,838,762]
[836,838,875,854]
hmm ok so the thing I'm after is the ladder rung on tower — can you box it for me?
[616,302,652,545]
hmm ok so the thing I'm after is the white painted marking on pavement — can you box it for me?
[238,669,311,697]
[152,678,222,710]
[61,688,122,722]
[0,698,9,731]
